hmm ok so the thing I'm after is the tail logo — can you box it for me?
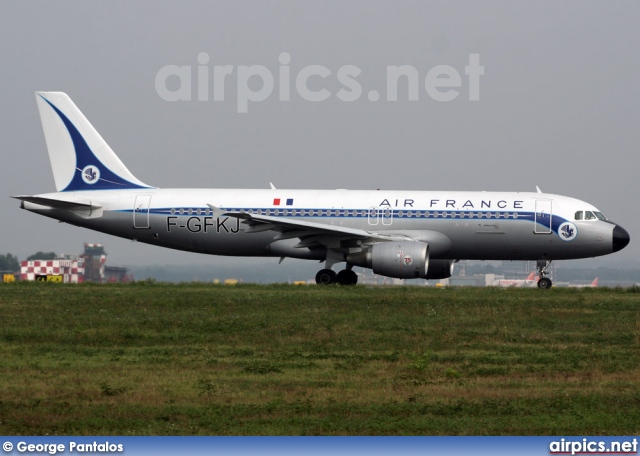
[81,165,100,185]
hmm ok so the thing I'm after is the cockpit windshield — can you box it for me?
[575,210,606,221]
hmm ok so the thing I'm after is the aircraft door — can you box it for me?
[382,207,393,226]
[368,207,379,225]
[133,195,152,229]
[368,207,393,226]
[534,200,552,234]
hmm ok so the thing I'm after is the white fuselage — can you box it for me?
[20,92,630,285]
[22,188,619,262]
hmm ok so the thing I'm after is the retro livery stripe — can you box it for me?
[121,207,571,235]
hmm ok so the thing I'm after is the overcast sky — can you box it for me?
[1,1,638,272]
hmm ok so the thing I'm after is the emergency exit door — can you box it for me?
[133,195,152,229]
[534,200,552,234]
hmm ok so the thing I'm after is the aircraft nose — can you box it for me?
[612,225,630,252]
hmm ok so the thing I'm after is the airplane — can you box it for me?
[13,92,630,288]
[495,271,538,288]
[567,277,599,288]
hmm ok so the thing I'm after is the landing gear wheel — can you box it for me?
[536,259,553,289]
[537,277,552,289]
[337,269,358,286]
[315,269,337,285]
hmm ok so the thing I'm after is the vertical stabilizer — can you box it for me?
[35,91,152,192]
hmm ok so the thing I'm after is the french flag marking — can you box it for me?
[273,198,294,206]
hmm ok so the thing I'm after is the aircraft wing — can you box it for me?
[209,205,412,248]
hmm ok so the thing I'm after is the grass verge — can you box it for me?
[0,282,639,435]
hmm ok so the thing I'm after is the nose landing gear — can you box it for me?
[536,259,552,289]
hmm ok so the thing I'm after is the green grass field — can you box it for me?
[0,282,639,435]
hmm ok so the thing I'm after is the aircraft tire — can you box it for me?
[337,269,358,286]
[316,269,337,285]
[537,278,552,289]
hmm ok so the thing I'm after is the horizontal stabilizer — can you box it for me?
[13,195,103,219]
[13,195,98,209]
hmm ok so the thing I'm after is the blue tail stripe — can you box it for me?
[39,95,149,191]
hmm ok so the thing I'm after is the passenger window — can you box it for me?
[585,211,596,220]
[575,211,583,220]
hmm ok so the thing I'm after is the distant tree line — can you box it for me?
[1,251,58,272]
[0,253,20,271]
[26,251,57,261]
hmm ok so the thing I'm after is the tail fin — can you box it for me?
[35,92,152,192]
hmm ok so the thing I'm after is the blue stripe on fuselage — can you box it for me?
[117,207,568,233]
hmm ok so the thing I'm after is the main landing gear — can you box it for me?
[315,266,358,285]
[536,259,552,289]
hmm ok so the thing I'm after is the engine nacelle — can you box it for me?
[348,242,429,279]
[425,259,455,279]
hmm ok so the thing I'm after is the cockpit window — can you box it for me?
[577,210,606,221]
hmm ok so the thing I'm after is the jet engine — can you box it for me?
[347,241,429,279]
[425,259,455,279]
